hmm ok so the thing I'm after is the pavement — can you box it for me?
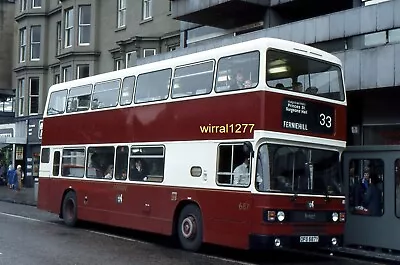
[0,201,386,265]
[0,185,37,206]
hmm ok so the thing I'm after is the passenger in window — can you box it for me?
[354,167,370,207]
[104,165,113,179]
[363,172,381,216]
[129,159,146,181]
[305,86,318,94]
[292,81,303,92]
[233,157,250,186]
[276,83,285,89]
[230,71,251,90]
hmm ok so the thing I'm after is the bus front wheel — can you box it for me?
[177,204,203,252]
[62,191,78,227]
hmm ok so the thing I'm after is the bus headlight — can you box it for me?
[332,212,338,222]
[277,211,285,221]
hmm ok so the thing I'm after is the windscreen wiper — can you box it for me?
[290,191,298,201]
[324,189,330,202]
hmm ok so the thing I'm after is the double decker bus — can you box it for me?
[38,37,346,252]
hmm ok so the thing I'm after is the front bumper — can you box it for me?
[249,234,343,250]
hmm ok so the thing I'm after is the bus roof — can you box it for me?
[136,35,341,67]
[46,37,342,96]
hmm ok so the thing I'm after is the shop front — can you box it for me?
[25,117,42,188]
[0,123,27,181]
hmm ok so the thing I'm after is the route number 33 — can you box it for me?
[319,113,332,128]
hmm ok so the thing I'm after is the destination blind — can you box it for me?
[281,97,335,135]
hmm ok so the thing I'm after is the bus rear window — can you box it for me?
[266,49,345,101]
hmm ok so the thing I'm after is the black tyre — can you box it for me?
[62,191,78,227]
[177,204,203,252]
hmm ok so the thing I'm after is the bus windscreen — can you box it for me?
[266,49,345,101]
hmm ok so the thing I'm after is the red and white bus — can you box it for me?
[38,37,347,252]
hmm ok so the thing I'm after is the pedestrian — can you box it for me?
[7,165,15,189]
[15,165,24,191]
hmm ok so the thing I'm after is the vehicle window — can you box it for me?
[66,85,92,113]
[172,60,214,98]
[266,49,345,101]
[53,151,60,176]
[395,159,400,218]
[40,148,50,163]
[215,51,260,92]
[115,146,129,180]
[47,89,67,115]
[92,79,120,109]
[216,143,251,187]
[120,76,135,106]
[134,69,171,103]
[256,143,343,196]
[61,148,85,178]
[86,146,115,179]
[129,146,165,183]
[348,159,384,217]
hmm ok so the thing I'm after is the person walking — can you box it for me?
[7,165,15,189]
[15,165,24,191]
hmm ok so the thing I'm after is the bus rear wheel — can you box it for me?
[62,191,78,227]
[177,204,203,252]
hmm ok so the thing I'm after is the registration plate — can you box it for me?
[299,236,319,243]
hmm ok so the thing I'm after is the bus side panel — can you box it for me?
[37,177,53,211]
[196,189,252,249]
[38,177,254,249]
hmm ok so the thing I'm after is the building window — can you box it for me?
[117,0,126,28]
[30,26,41,61]
[17,78,25,116]
[125,51,136,68]
[168,45,178,52]
[364,31,387,47]
[20,0,27,12]
[56,21,62,55]
[115,59,123,71]
[54,74,60,84]
[64,8,74,48]
[19,28,26,63]
[348,159,384,216]
[63,66,72,82]
[389,28,400,43]
[29,77,39,115]
[77,65,90,79]
[142,0,152,20]
[143,48,156,58]
[32,0,41,8]
[78,5,91,45]
[362,0,390,6]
